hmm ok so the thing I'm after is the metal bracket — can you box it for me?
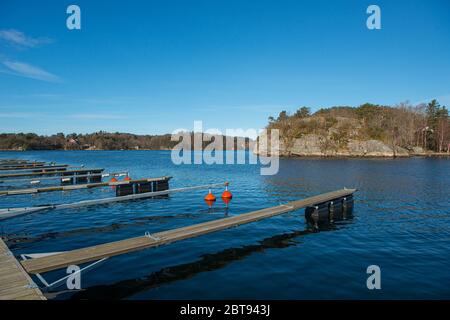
[145,231,161,241]
[21,252,108,291]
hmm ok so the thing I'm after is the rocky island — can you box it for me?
[255,100,449,157]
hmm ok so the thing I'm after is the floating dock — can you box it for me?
[0,168,104,179]
[0,161,46,168]
[0,171,128,185]
[0,164,70,171]
[0,239,46,300]
[0,159,32,164]
[20,188,356,274]
[0,176,170,196]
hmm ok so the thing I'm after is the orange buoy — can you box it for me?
[124,176,131,181]
[110,177,118,182]
[222,197,231,206]
[204,189,216,202]
[204,199,215,208]
[221,183,232,200]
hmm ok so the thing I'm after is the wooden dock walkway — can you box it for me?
[0,168,104,179]
[0,176,171,196]
[0,239,46,300]
[0,161,46,168]
[0,159,30,164]
[0,171,127,184]
[21,188,356,274]
[0,164,69,171]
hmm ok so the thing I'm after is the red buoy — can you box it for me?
[204,199,215,208]
[222,197,231,206]
[204,189,216,202]
[110,177,118,182]
[124,176,131,181]
[221,183,232,200]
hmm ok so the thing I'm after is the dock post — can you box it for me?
[312,206,319,219]
[311,205,319,229]
[329,201,334,222]
[342,197,347,219]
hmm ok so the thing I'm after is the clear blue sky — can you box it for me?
[0,0,449,135]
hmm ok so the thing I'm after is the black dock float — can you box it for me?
[115,177,170,196]
[305,195,354,227]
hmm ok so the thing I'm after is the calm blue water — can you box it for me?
[0,151,449,299]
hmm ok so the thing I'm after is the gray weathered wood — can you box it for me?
[0,239,46,300]
[0,171,127,184]
[0,164,70,171]
[0,168,104,179]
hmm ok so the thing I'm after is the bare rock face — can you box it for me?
[253,130,268,155]
[290,134,325,156]
[394,146,410,157]
[253,130,283,156]
[347,140,391,156]
[347,140,409,157]
[412,146,426,154]
[255,134,413,157]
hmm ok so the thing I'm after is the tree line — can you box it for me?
[0,131,252,151]
[0,132,177,151]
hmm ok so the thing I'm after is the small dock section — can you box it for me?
[0,164,69,171]
[0,239,46,300]
[0,161,46,169]
[0,168,104,179]
[0,176,171,196]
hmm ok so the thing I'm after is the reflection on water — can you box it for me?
[4,213,199,249]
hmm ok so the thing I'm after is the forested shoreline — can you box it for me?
[1,100,448,156]
[0,132,252,151]
[260,100,449,157]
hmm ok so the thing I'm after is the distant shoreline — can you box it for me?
[0,148,448,159]
[283,153,450,158]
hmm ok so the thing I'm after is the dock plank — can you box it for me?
[0,171,128,184]
[0,239,46,300]
[21,188,356,274]
[0,168,104,179]
[0,164,69,171]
